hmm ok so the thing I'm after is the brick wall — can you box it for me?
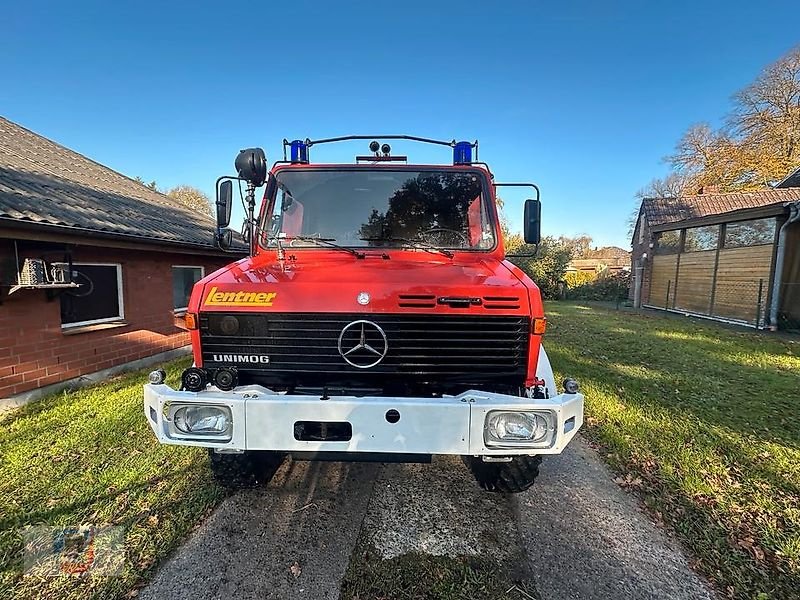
[629,210,653,304]
[0,241,231,397]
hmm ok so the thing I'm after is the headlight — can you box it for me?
[484,410,554,447]
[173,405,231,435]
[148,369,166,384]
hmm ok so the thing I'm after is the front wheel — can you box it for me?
[208,450,285,489]
[464,455,542,493]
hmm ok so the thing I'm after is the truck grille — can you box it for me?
[199,313,529,379]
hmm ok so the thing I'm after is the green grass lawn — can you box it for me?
[545,303,799,600]
[2,306,798,600]
[0,357,223,600]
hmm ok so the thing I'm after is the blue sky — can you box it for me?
[1,1,797,248]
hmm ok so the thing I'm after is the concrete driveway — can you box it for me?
[139,438,714,600]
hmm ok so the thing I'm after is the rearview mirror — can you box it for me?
[216,180,233,228]
[523,198,541,245]
[234,147,267,187]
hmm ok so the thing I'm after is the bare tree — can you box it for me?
[635,172,693,199]
[167,185,213,217]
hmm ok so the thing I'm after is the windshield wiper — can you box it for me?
[276,235,366,258]
[359,237,454,258]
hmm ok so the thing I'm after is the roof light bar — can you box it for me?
[282,135,479,164]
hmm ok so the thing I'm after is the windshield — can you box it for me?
[259,169,496,250]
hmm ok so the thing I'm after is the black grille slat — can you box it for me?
[200,313,529,381]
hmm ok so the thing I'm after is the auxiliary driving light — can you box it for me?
[181,367,208,392]
[563,378,580,394]
[173,405,231,435]
[213,367,238,391]
[484,410,554,447]
[148,369,166,384]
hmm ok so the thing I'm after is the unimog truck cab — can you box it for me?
[143,136,583,492]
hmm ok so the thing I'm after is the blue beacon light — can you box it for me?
[290,140,309,163]
[453,141,473,165]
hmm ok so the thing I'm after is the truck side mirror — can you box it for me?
[215,227,233,250]
[216,180,233,228]
[523,198,541,244]
[234,147,267,187]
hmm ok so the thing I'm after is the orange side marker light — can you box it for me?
[184,312,198,330]
[532,317,547,335]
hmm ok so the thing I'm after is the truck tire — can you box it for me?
[464,455,542,493]
[208,450,285,489]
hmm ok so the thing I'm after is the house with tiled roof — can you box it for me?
[567,246,630,276]
[630,183,800,330]
[0,116,243,402]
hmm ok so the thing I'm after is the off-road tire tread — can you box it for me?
[464,455,542,493]
[208,450,285,489]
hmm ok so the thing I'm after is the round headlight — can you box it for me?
[148,369,167,384]
[487,411,549,442]
[213,367,238,391]
[181,367,208,392]
[563,378,580,394]
[174,405,230,434]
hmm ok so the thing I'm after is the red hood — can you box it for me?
[194,251,536,315]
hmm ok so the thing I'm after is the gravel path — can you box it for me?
[139,460,379,600]
[140,439,714,600]
[517,438,714,600]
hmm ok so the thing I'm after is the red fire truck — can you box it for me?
[143,136,583,493]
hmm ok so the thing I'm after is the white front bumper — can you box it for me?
[143,384,583,456]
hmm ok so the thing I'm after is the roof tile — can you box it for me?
[642,189,800,227]
[0,116,221,248]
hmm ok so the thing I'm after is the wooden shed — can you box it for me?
[630,186,800,329]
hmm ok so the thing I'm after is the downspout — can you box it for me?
[769,201,800,329]
[633,254,647,308]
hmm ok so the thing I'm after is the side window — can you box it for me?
[269,188,304,237]
[467,196,495,248]
[60,264,124,328]
[724,218,776,248]
[653,230,681,254]
[172,266,204,311]
[684,225,719,252]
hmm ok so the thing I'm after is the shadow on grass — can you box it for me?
[546,308,800,450]
[545,303,800,598]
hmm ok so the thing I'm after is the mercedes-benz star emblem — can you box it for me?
[357,292,370,305]
[337,320,388,369]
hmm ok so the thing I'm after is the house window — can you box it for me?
[724,218,777,248]
[684,225,719,252]
[60,264,124,328]
[172,266,204,311]
[654,230,681,254]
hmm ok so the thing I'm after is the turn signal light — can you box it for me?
[532,317,547,335]
[184,312,198,330]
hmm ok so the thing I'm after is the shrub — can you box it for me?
[567,270,631,301]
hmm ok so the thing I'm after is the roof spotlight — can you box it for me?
[369,140,380,153]
[381,143,391,155]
